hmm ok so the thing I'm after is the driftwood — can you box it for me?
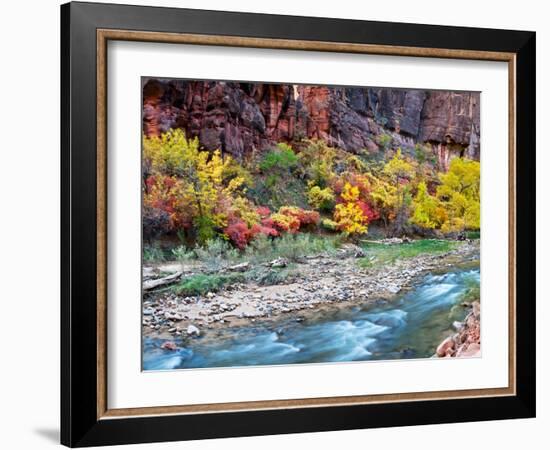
[225,262,250,272]
[143,271,183,291]
[263,257,288,268]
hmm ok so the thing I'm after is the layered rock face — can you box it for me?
[142,78,480,166]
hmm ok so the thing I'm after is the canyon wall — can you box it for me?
[142,79,480,168]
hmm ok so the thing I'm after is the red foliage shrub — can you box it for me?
[277,206,320,228]
[256,206,271,218]
[251,223,279,238]
[225,217,279,249]
[357,200,380,221]
[224,220,252,250]
[270,213,300,233]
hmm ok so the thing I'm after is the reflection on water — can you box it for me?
[143,268,480,370]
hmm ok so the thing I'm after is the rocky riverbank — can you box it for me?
[142,240,480,342]
[435,300,481,358]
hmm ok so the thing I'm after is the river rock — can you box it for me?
[165,312,183,321]
[386,284,401,294]
[187,324,201,336]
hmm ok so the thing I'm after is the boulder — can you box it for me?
[186,324,200,336]
[436,336,456,357]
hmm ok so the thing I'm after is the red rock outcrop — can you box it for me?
[142,78,480,165]
[436,301,481,358]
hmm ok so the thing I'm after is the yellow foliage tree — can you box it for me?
[333,183,369,236]
[376,149,416,234]
[383,148,416,182]
[370,178,398,232]
[436,158,480,232]
[411,181,445,229]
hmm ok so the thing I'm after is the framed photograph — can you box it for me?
[61,1,536,447]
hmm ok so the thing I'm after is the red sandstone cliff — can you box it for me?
[142,78,480,167]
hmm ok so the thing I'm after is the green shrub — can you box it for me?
[269,233,340,261]
[244,233,341,264]
[173,273,243,296]
[465,230,480,240]
[244,234,274,263]
[259,143,299,171]
[171,245,196,261]
[143,243,167,262]
[195,238,240,271]
[248,175,308,211]
[377,133,392,150]
[194,215,217,244]
[245,265,298,286]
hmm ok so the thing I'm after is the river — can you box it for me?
[142,267,480,370]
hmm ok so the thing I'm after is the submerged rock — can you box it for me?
[161,341,178,351]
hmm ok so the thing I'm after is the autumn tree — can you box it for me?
[143,129,248,243]
[370,149,416,236]
[411,181,445,229]
[436,158,480,232]
[332,183,369,236]
[369,177,398,233]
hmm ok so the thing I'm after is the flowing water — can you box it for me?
[142,267,480,370]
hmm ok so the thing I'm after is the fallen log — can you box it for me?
[225,262,250,272]
[143,271,182,291]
